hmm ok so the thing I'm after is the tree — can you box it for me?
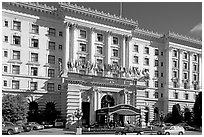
[2,94,28,123]
[183,108,192,123]
[193,92,202,127]
[171,104,182,124]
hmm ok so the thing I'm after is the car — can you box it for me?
[115,123,144,135]
[26,122,44,130]
[162,126,185,135]
[54,119,65,128]
[2,122,21,135]
[176,123,196,131]
[41,121,54,128]
[15,121,32,132]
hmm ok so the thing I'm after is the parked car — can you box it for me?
[2,122,21,135]
[115,123,144,135]
[54,119,65,128]
[26,122,44,130]
[15,121,31,132]
[176,123,196,131]
[41,121,53,128]
[162,126,185,135]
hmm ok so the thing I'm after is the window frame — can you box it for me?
[144,58,149,66]
[79,29,87,39]
[13,20,21,31]
[96,33,103,42]
[31,24,39,34]
[48,69,55,77]
[112,36,119,45]
[31,67,38,76]
[31,53,38,62]
[48,41,55,50]
[48,55,55,64]
[12,80,19,89]
[48,28,56,36]
[13,35,21,45]
[30,82,38,91]
[79,43,87,52]
[112,48,119,57]
[96,46,103,55]
[13,50,20,60]
[47,83,55,92]
[12,65,20,74]
[144,47,149,54]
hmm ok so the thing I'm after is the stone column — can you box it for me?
[189,52,193,89]
[127,36,132,69]
[89,27,96,63]
[121,35,126,77]
[72,24,78,63]
[105,31,112,64]
[198,54,202,90]
[168,47,173,86]
[179,49,183,87]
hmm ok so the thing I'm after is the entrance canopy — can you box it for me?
[96,104,141,116]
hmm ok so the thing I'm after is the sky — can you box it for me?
[71,2,202,39]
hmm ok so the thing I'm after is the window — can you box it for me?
[59,31,63,37]
[144,47,149,54]
[49,41,55,50]
[59,45,63,50]
[31,39,39,48]
[184,83,188,89]
[155,49,159,55]
[3,80,8,87]
[173,60,178,68]
[4,36,8,42]
[58,85,61,90]
[113,36,119,45]
[97,33,103,42]
[13,50,20,60]
[30,82,37,91]
[161,52,163,56]
[79,56,86,64]
[31,24,39,34]
[96,46,103,54]
[12,80,19,89]
[48,69,55,77]
[97,59,103,65]
[146,81,149,87]
[31,67,38,76]
[47,83,54,91]
[48,55,55,64]
[155,70,159,77]
[155,60,159,66]
[185,93,189,100]
[145,91,149,98]
[144,58,149,65]
[161,83,163,88]
[155,92,159,98]
[174,92,178,99]
[79,30,86,39]
[193,64,197,71]
[193,74,197,81]
[155,81,159,88]
[161,93,163,98]
[48,28,56,36]
[173,71,177,78]
[3,66,8,72]
[172,50,177,57]
[4,20,8,27]
[13,36,21,45]
[183,72,188,79]
[133,56,138,64]
[112,49,119,57]
[161,72,163,77]
[58,58,62,63]
[79,43,86,52]
[183,52,188,59]
[173,82,177,88]
[13,21,21,31]
[183,62,188,70]
[193,54,197,61]
[194,84,197,90]
[12,65,20,74]
[161,62,163,66]
[4,51,8,57]
[31,53,38,62]
[133,45,138,52]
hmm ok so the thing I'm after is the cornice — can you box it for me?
[59,2,138,29]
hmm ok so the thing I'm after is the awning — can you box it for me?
[96,104,141,116]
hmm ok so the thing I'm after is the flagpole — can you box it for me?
[120,2,122,17]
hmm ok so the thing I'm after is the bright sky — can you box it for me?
[72,2,202,39]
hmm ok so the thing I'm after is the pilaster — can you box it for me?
[189,52,193,89]
[89,27,96,63]
[71,23,78,62]
[179,49,183,87]
[127,36,132,68]
[105,31,112,64]
[198,54,202,90]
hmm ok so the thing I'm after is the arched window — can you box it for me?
[101,95,114,108]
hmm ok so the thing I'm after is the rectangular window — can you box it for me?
[31,53,38,62]
[183,62,188,70]
[30,82,37,91]
[48,55,55,64]
[31,67,38,76]
[4,20,8,27]
[79,30,86,39]
[161,83,163,88]
[173,82,177,88]
[144,47,149,54]
[113,37,119,45]
[144,58,149,65]
[97,33,103,42]
[145,91,149,98]
[161,62,163,67]
[4,36,8,42]
[174,92,178,99]
[173,71,177,78]
[161,52,163,56]
[185,93,189,100]
[13,50,20,60]
[173,60,178,68]
[155,49,159,55]
[13,21,21,31]
[161,72,163,77]
[31,24,39,34]
[194,84,197,90]
[193,54,197,61]
[12,65,20,74]
[3,80,8,87]
[155,92,159,98]
[112,49,119,57]
[183,72,188,79]
[172,50,178,57]
[133,56,138,64]
[48,69,55,77]
[193,74,197,81]
[96,46,103,54]
[48,28,56,36]
[59,31,63,37]
[155,70,159,77]
[79,56,86,64]
[47,83,54,92]
[59,45,63,50]
[155,60,159,66]
[193,64,197,72]
[4,50,8,57]
[31,39,39,48]
[183,52,188,59]
[13,36,21,45]
[79,43,86,52]
[134,45,139,52]
[155,81,159,88]
[12,80,19,89]
[58,84,61,90]
[184,83,188,89]
[4,66,8,72]
[49,41,55,50]
[146,81,149,87]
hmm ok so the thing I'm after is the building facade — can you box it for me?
[2,2,202,127]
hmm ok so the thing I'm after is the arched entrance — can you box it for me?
[44,102,58,123]
[27,101,39,122]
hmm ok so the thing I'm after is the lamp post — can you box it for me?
[74,108,83,135]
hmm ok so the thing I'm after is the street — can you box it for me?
[19,128,202,135]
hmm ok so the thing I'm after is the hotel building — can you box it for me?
[2,2,202,127]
